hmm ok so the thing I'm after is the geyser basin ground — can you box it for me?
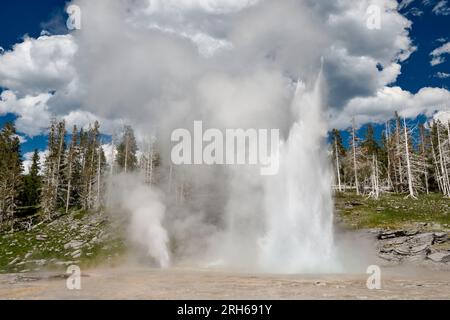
[0,266,449,299]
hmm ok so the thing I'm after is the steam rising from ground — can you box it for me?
[108,174,170,268]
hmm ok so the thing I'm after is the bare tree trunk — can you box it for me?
[88,145,96,209]
[65,160,72,214]
[403,117,416,199]
[370,155,380,199]
[168,164,173,194]
[110,132,116,177]
[396,117,403,188]
[352,118,359,195]
[385,122,393,191]
[431,138,444,193]
[419,125,429,194]
[97,146,101,209]
[334,139,342,192]
[437,124,450,196]
[124,134,129,174]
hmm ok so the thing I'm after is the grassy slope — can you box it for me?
[0,210,125,273]
[335,192,450,230]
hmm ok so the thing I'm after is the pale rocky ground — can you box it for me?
[0,265,449,299]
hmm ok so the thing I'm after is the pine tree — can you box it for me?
[361,124,379,156]
[0,122,23,228]
[64,125,80,213]
[116,125,138,173]
[41,120,66,219]
[21,149,42,207]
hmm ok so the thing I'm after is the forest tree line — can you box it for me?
[331,111,450,199]
[0,119,157,231]
[1,111,449,230]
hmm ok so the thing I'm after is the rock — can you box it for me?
[19,269,30,273]
[314,281,327,287]
[379,236,408,246]
[404,229,418,236]
[8,257,20,266]
[54,261,75,266]
[430,223,442,230]
[416,222,428,228]
[378,230,410,239]
[394,243,428,256]
[377,231,437,263]
[378,252,400,262]
[433,232,448,244]
[427,252,450,263]
[32,259,47,266]
[64,240,83,250]
[71,249,82,258]
[378,230,398,239]
[410,233,434,246]
[35,234,47,241]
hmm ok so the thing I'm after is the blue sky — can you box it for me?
[0,0,67,154]
[1,0,450,155]
[395,3,450,92]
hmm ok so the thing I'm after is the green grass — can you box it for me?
[0,210,125,273]
[335,192,450,230]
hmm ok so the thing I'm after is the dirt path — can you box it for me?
[0,265,449,299]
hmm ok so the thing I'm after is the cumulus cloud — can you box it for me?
[0,90,52,136]
[433,110,450,123]
[0,35,76,95]
[331,86,450,129]
[62,110,123,135]
[430,41,450,66]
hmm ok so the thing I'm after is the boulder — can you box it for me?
[378,230,406,239]
[394,243,428,256]
[433,232,448,244]
[427,252,450,263]
[377,230,436,263]
[71,249,82,259]
[379,236,408,247]
[35,234,47,241]
[64,240,83,250]
[410,233,434,246]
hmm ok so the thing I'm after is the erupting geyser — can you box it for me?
[216,71,339,274]
[259,72,337,273]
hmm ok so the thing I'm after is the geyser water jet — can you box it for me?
[259,72,338,273]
